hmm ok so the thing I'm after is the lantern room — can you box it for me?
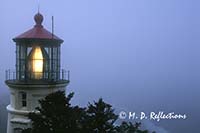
[7,12,69,82]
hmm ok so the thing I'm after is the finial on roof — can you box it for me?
[34,12,43,26]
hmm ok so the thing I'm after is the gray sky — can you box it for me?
[1,0,200,132]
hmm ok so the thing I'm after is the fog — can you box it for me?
[0,0,200,132]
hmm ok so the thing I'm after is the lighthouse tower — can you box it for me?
[5,12,69,133]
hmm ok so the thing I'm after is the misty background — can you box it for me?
[0,0,200,133]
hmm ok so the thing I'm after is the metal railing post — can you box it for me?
[8,69,10,80]
[62,69,64,80]
[68,70,70,81]
[13,71,15,80]
[5,70,8,80]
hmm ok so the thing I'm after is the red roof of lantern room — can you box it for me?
[13,13,63,43]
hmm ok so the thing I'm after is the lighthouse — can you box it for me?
[5,12,69,133]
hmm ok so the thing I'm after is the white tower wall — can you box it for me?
[6,83,68,133]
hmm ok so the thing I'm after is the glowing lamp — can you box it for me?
[30,46,44,79]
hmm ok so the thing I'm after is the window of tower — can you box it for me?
[14,128,22,133]
[21,92,27,107]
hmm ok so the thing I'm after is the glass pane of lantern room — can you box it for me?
[16,45,20,80]
[33,47,43,79]
[28,46,44,79]
[18,44,26,80]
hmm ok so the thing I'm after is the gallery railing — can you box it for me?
[5,69,70,82]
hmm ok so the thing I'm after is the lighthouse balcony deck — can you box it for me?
[5,69,70,85]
